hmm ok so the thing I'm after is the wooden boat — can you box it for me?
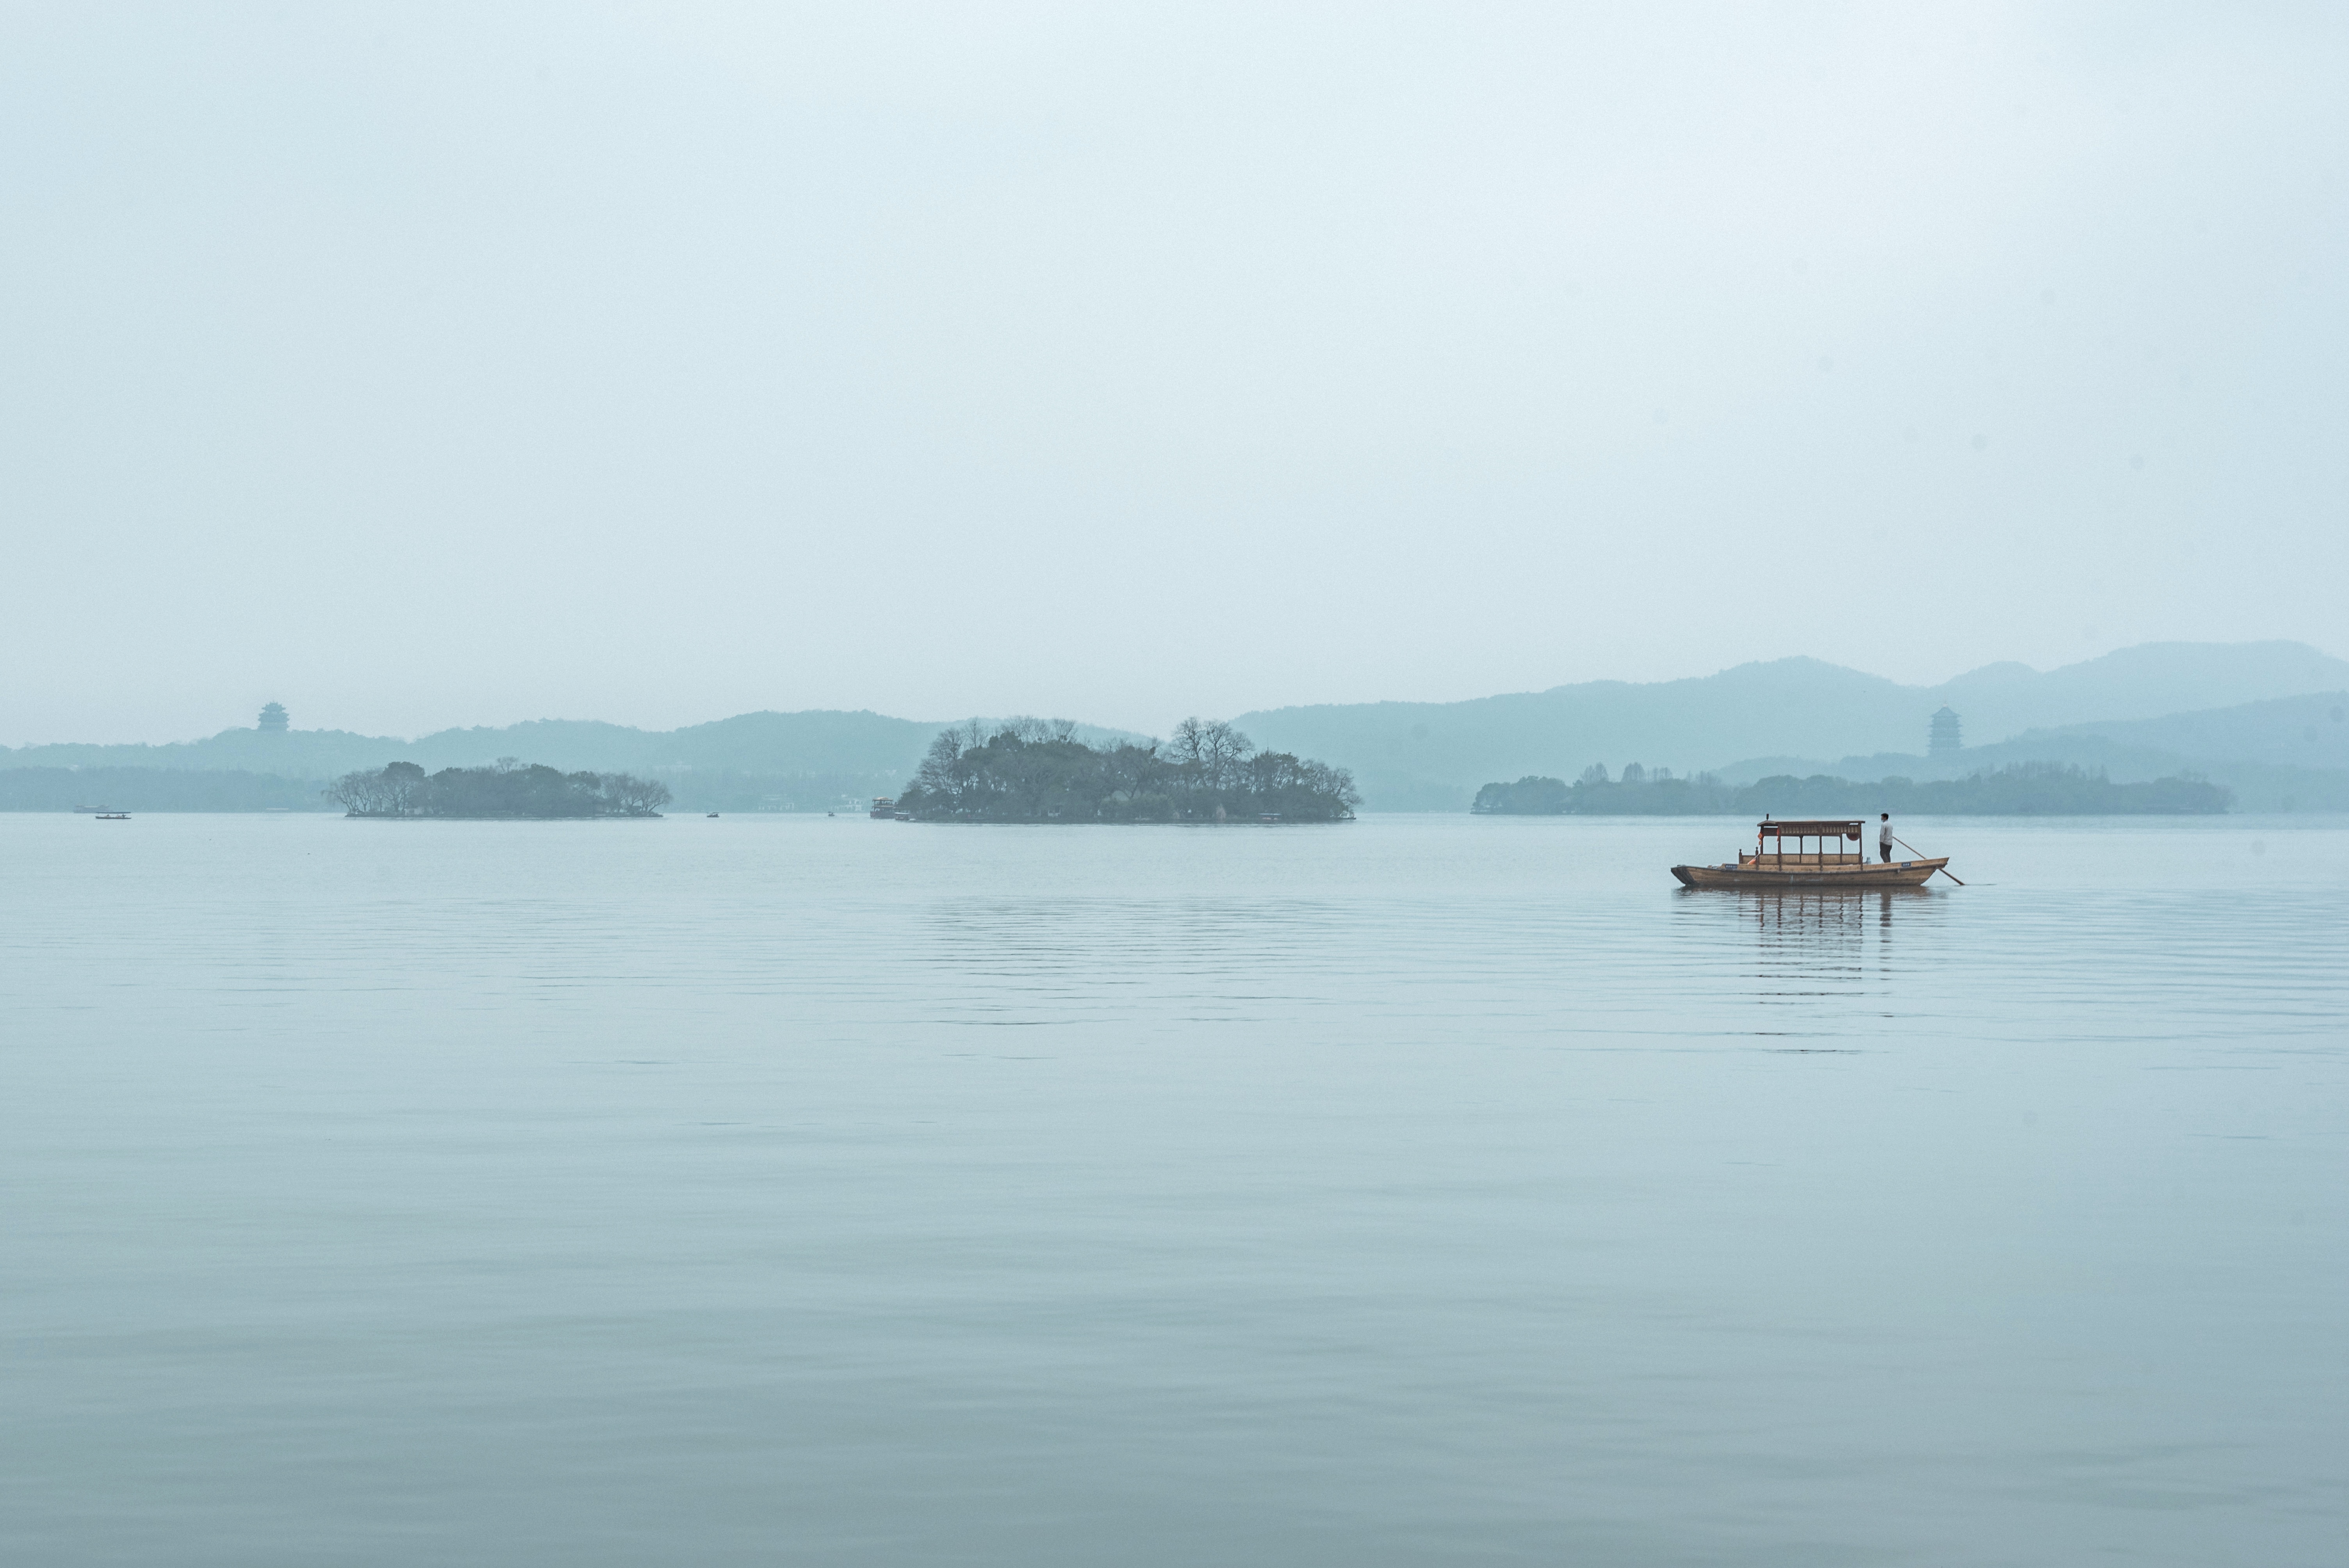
[1672,818,1950,889]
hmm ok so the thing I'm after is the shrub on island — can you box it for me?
[894,718,1358,823]
[329,760,671,818]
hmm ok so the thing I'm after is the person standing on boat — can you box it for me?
[1878,813,1894,862]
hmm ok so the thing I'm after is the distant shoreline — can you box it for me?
[1474,764,2231,817]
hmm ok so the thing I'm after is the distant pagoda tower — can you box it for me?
[1928,706,1961,757]
[258,702,289,733]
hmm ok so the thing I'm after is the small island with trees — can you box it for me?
[329,759,672,818]
[895,718,1358,822]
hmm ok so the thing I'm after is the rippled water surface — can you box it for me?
[5,813,2345,1565]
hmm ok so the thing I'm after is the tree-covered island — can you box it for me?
[895,718,1358,822]
[329,760,672,818]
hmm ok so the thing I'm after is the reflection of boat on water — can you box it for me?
[1672,818,1950,889]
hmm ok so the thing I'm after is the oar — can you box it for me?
[1890,834,1964,885]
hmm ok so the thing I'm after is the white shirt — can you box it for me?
[1878,820,1893,845]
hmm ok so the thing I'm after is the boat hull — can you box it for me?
[1672,858,1947,889]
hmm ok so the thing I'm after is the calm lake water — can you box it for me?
[4,813,2345,1566]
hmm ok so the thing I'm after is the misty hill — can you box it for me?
[2030,690,2349,771]
[1732,690,2349,779]
[0,710,1155,814]
[0,709,945,781]
[1,709,1141,786]
[1927,642,2348,738]
[1235,642,2349,810]
[1718,690,2349,813]
[10,642,2343,815]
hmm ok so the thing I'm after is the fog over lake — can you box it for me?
[6,6,2346,1563]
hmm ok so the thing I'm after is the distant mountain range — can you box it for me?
[5,641,2344,813]
[1718,691,2349,813]
[1234,642,2349,810]
[3,710,946,784]
[0,711,1141,813]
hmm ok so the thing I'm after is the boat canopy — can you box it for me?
[1759,819,1862,841]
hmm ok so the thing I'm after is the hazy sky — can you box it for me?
[5,4,2344,743]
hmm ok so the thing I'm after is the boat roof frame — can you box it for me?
[1757,819,1864,837]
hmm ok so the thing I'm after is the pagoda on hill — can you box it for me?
[1928,706,1962,757]
[258,702,288,733]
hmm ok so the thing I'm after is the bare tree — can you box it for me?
[916,730,963,799]
[600,773,672,815]
[327,769,389,815]
[328,762,426,816]
[383,761,428,815]
[1303,761,1360,813]
[1201,721,1254,790]
[1171,717,1208,769]
[995,716,1064,744]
